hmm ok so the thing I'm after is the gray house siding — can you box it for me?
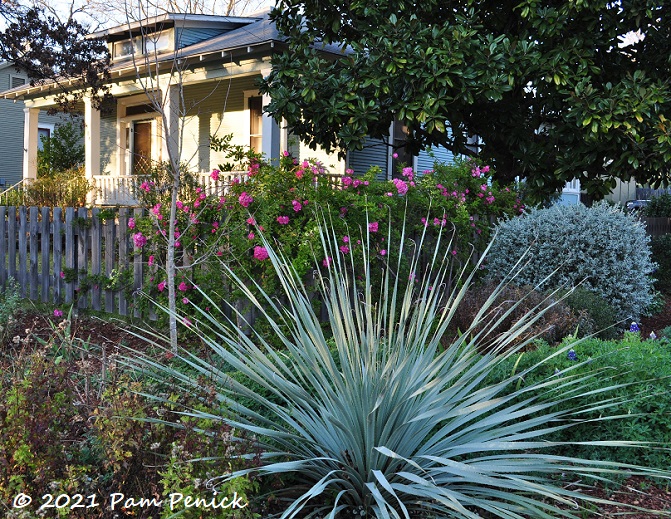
[416,146,455,174]
[0,64,70,188]
[347,137,389,180]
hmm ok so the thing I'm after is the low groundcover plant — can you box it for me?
[127,215,670,519]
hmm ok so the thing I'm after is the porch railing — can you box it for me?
[92,171,343,206]
[92,171,249,206]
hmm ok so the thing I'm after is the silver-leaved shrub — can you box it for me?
[485,201,655,321]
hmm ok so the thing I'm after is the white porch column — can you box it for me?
[162,84,180,166]
[84,97,101,206]
[22,107,40,181]
[260,68,281,161]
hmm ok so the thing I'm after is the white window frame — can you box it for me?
[37,123,56,151]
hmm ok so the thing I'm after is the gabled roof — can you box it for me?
[0,13,348,100]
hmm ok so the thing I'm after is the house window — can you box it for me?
[112,30,173,60]
[249,96,263,153]
[37,126,54,151]
[10,75,27,89]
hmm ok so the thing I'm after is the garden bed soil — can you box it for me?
[2,308,671,517]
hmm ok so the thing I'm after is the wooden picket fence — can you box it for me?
[0,206,145,316]
[639,217,671,237]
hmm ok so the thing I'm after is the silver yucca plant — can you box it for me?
[127,215,669,518]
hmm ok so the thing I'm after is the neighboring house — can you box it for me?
[1,12,458,205]
[0,62,69,189]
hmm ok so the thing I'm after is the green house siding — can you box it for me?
[100,104,118,175]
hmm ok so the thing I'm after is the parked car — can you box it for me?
[625,199,650,212]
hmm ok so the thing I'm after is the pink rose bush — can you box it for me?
[129,152,521,324]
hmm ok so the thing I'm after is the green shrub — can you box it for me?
[488,334,671,471]
[37,121,85,178]
[126,218,669,519]
[24,167,91,208]
[486,202,656,321]
[0,315,260,518]
[650,233,671,294]
[642,193,671,217]
[563,286,618,339]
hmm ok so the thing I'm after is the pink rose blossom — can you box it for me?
[380,249,387,256]
[368,222,379,233]
[339,245,349,254]
[182,297,189,304]
[254,246,269,261]
[128,218,136,229]
[178,282,188,291]
[133,232,147,248]
[322,256,332,267]
[277,216,290,225]
[248,232,255,240]
[148,255,155,266]
[246,216,256,225]
[392,178,409,195]
[239,192,253,207]
[210,169,220,181]
[292,200,303,212]
[158,281,166,292]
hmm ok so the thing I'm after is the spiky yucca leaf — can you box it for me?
[126,216,669,519]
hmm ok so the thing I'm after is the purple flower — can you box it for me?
[53,309,63,318]
[567,349,578,361]
[630,322,640,333]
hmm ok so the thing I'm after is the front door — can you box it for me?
[132,121,153,175]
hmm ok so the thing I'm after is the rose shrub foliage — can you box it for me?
[131,149,523,324]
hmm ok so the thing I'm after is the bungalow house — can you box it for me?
[0,61,71,189]
[1,12,455,205]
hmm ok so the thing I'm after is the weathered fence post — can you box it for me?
[91,208,102,311]
[53,207,63,303]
